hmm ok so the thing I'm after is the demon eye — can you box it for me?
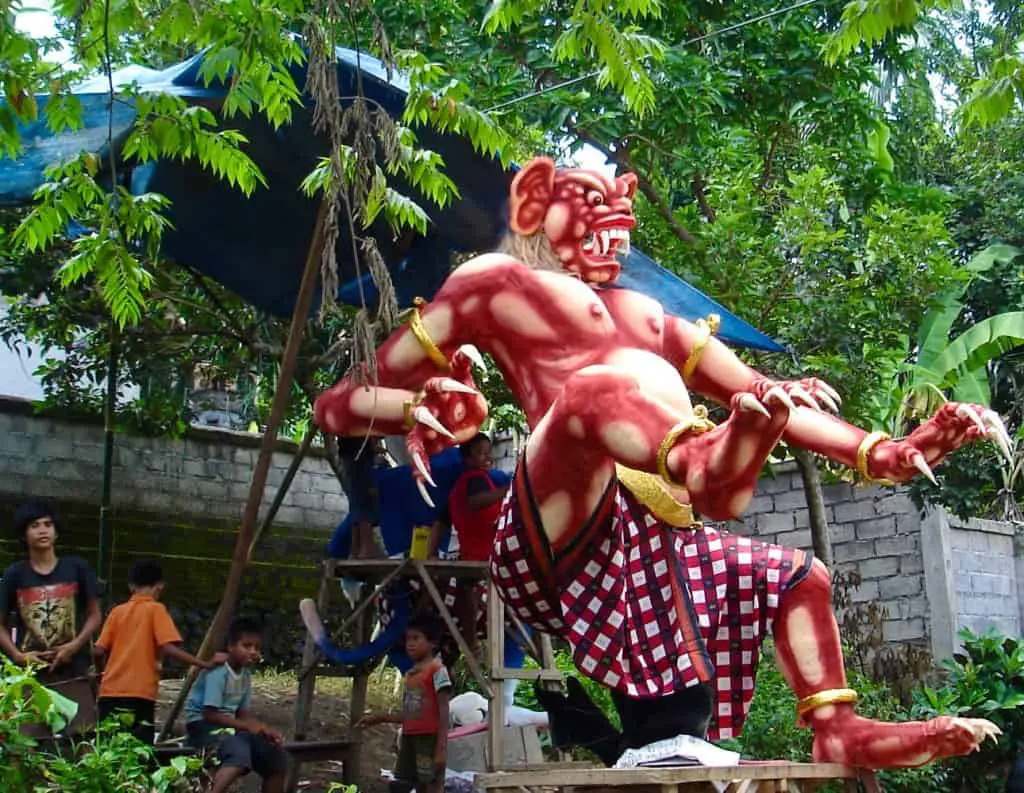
[586,190,605,207]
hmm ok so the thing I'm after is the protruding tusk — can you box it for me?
[416,479,436,509]
[459,344,487,371]
[910,452,938,485]
[412,406,455,439]
[435,377,477,395]
[956,404,987,434]
[764,386,796,413]
[789,385,820,411]
[738,393,771,418]
[412,452,437,488]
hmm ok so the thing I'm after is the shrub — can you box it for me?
[912,627,1024,792]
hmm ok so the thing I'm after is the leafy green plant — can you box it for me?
[912,627,1024,792]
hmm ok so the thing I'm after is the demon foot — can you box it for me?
[811,711,1001,769]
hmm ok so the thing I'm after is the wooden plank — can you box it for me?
[345,606,373,786]
[293,566,332,738]
[332,558,489,580]
[492,668,565,681]
[476,764,859,788]
[858,771,883,793]
[488,576,506,772]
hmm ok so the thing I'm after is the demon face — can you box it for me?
[509,157,638,284]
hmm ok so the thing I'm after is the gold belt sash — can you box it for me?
[615,464,702,529]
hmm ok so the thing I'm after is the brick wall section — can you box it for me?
[947,516,1020,639]
[722,462,930,648]
[0,397,346,531]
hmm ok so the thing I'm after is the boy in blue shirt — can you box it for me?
[185,618,287,793]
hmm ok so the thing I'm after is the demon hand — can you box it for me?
[407,347,489,506]
[865,402,1012,484]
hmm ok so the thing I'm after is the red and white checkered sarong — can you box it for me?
[490,459,811,740]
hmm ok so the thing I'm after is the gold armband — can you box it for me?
[856,431,893,486]
[796,688,859,717]
[402,391,426,430]
[401,297,449,372]
[656,406,716,486]
[682,313,721,382]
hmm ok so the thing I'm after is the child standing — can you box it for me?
[94,559,215,744]
[184,617,288,793]
[359,613,452,793]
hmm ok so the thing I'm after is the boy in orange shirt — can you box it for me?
[94,559,216,743]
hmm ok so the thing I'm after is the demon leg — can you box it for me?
[525,364,792,545]
[773,560,1000,768]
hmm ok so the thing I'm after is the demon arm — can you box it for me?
[315,261,514,494]
[663,314,1012,483]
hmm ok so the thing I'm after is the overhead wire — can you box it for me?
[485,0,824,112]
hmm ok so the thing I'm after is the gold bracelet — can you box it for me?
[796,688,859,717]
[657,409,716,485]
[402,391,426,430]
[856,431,893,485]
[401,297,449,372]
[682,313,722,381]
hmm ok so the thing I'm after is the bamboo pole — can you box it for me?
[158,202,327,738]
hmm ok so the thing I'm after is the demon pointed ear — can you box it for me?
[510,157,556,235]
[620,172,638,200]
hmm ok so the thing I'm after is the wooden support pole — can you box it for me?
[159,201,327,739]
[487,575,506,772]
[345,606,373,786]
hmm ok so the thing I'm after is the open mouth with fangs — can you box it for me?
[581,225,632,261]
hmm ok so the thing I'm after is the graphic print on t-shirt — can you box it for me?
[16,582,78,651]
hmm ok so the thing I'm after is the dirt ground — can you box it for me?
[157,667,403,792]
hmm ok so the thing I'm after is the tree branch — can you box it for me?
[759,127,782,194]
[691,171,716,223]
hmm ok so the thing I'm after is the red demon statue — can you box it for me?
[316,157,1010,768]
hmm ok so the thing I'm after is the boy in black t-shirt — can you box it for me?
[0,501,102,736]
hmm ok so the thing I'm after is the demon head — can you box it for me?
[508,157,638,284]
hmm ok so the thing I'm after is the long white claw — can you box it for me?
[817,380,842,406]
[416,479,435,509]
[982,411,1014,463]
[738,393,771,418]
[789,384,821,411]
[412,406,455,439]
[435,377,477,395]
[910,452,938,485]
[764,386,796,413]
[956,404,987,434]
[817,391,840,414]
[459,344,486,371]
[412,452,437,488]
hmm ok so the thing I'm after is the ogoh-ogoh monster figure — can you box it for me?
[316,156,1010,769]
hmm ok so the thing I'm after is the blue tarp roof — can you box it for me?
[0,47,785,353]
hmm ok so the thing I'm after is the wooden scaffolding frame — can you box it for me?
[292,557,565,780]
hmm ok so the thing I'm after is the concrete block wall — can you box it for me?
[722,462,930,648]
[947,516,1020,640]
[0,397,346,531]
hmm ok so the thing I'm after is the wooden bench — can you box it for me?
[153,739,355,790]
[476,761,883,793]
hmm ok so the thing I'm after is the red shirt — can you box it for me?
[447,470,503,561]
[402,658,452,735]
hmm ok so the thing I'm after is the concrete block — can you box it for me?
[901,598,929,619]
[323,493,348,513]
[981,554,1014,576]
[856,516,897,540]
[274,506,306,526]
[829,523,856,544]
[900,553,924,575]
[792,508,811,528]
[879,574,922,599]
[833,500,877,524]
[775,528,812,549]
[45,437,75,460]
[849,580,880,603]
[874,534,919,556]
[859,556,901,580]
[756,512,794,533]
[833,540,876,564]
[760,471,797,494]
[292,492,324,511]
[823,483,855,503]
[233,447,255,466]
[772,489,808,512]
[883,617,925,642]
[879,493,918,516]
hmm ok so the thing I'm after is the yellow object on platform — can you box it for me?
[410,525,432,560]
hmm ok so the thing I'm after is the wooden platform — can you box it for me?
[330,558,489,580]
[477,761,882,792]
